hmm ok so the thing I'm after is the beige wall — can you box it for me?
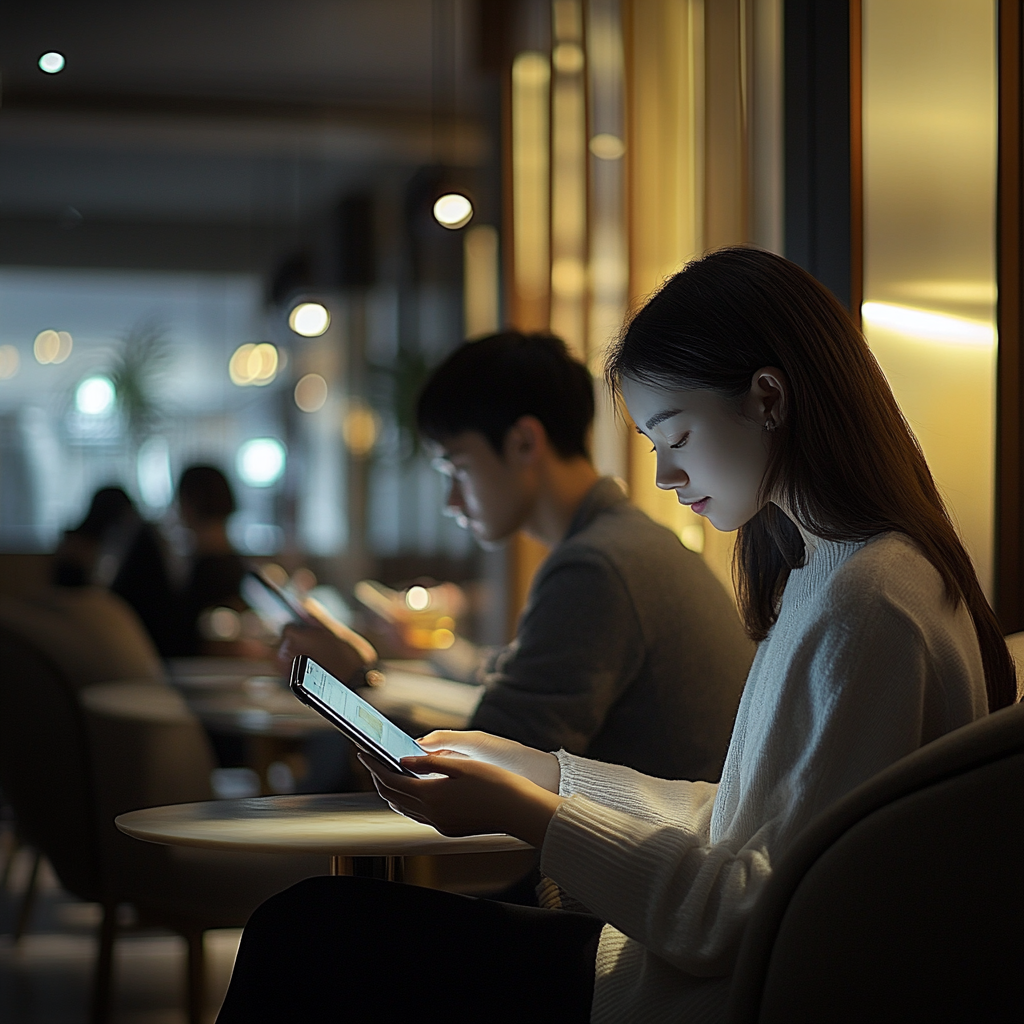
[862,0,998,599]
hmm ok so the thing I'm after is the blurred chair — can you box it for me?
[0,586,164,687]
[726,701,1024,1024]
[0,628,327,1024]
[1003,630,1024,698]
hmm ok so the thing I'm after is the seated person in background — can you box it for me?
[174,464,250,657]
[52,485,179,657]
[282,331,752,783]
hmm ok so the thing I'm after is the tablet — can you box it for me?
[289,655,426,777]
[241,570,318,633]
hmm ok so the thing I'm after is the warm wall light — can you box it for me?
[0,346,20,380]
[433,193,474,230]
[34,329,72,364]
[288,302,330,337]
[463,225,500,337]
[229,342,279,386]
[512,51,551,314]
[38,52,65,74]
[589,133,625,160]
[861,301,994,347]
[237,437,286,487]
[294,373,328,412]
[75,376,116,416]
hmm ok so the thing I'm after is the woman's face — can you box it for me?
[621,376,775,533]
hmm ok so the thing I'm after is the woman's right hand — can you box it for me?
[416,730,561,793]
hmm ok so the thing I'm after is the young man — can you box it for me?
[283,331,752,782]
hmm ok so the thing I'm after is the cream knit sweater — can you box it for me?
[540,533,989,1024]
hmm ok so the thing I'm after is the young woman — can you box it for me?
[217,248,1015,1024]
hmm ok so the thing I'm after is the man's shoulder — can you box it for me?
[542,498,703,583]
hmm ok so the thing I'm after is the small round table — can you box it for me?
[116,792,532,882]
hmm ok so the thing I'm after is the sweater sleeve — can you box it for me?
[470,551,645,754]
[541,581,946,978]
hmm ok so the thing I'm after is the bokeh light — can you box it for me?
[75,376,116,416]
[294,373,328,412]
[38,52,65,74]
[229,342,279,386]
[288,302,330,337]
[237,437,286,487]
[0,346,20,380]
[405,585,430,611]
[342,405,379,457]
[34,329,73,365]
[589,133,626,160]
[432,193,474,230]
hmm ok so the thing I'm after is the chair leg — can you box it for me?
[12,848,42,942]
[185,929,206,1024]
[89,903,118,1024]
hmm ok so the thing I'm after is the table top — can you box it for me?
[116,792,532,857]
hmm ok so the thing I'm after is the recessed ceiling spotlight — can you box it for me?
[433,193,474,230]
[38,52,65,74]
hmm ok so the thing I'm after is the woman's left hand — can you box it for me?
[358,751,564,849]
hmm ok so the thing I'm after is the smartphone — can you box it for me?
[241,570,318,633]
[289,655,426,777]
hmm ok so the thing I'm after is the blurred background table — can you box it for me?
[116,792,530,882]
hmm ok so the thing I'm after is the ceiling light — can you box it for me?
[433,193,474,230]
[38,52,65,74]
[75,376,116,416]
[288,302,330,338]
[237,437,286,487]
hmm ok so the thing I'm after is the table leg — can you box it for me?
[329,856,405,881]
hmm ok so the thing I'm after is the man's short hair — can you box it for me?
[416,331,594,459]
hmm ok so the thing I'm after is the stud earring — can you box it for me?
[764,418,776,432]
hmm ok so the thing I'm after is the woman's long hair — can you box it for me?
[606,247,1016,712]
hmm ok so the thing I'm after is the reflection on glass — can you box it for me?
[862,0,997,596]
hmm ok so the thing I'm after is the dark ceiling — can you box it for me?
[0,1,493,274]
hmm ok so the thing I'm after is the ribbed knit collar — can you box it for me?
[781,535,867,610]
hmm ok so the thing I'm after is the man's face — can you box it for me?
[431,430,532,546]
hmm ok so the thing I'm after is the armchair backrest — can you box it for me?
[726,702,1024,1024]
[0,627,103,901]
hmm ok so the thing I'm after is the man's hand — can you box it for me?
[359,751,563,848]
[416,730,561,793]
[278,622,370,683]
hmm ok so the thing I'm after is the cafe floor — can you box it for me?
[0,838,240,1024]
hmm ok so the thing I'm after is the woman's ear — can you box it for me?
[743,366,789,430]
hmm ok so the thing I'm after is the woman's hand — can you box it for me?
[359,751,563,848]
[277,623,370,683]
[416,730,561,793]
